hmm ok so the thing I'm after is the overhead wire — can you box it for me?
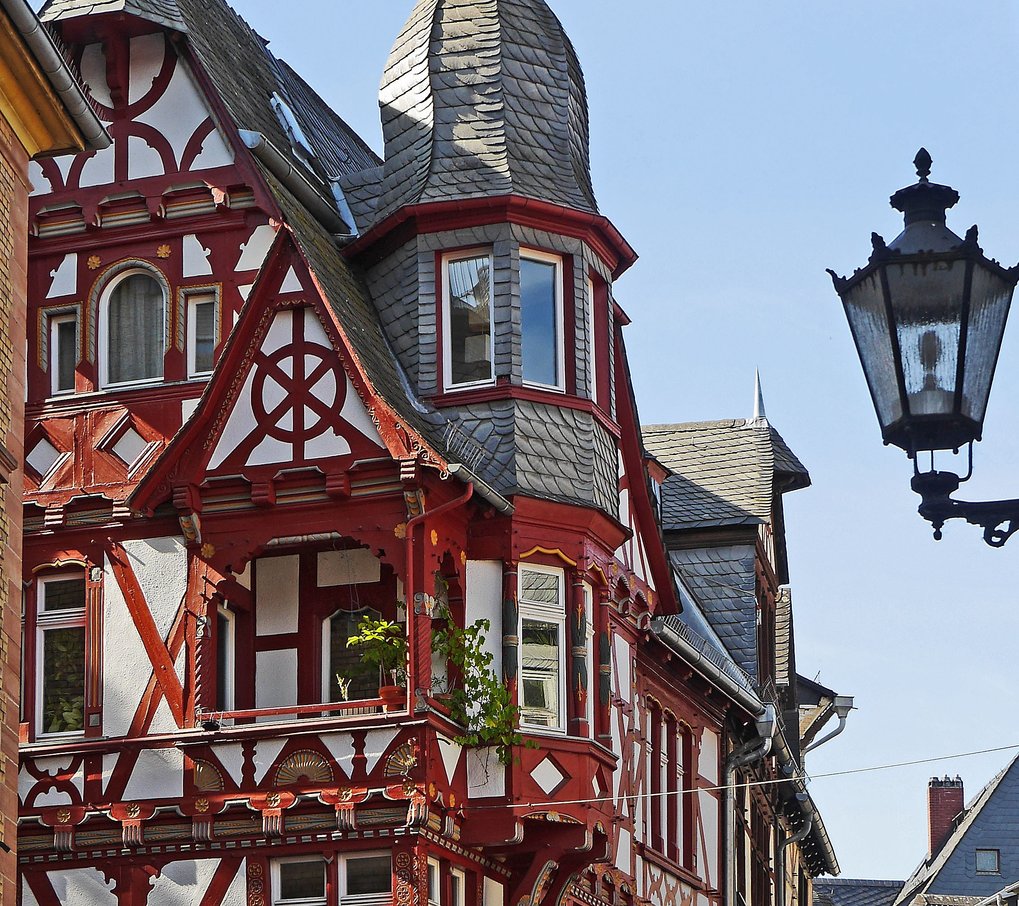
[473,740,1019,810]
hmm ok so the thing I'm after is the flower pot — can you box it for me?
[379,685,405,712]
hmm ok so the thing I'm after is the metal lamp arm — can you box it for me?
[911,470,1019,547]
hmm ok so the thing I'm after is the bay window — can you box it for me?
[443,251,494,389]
[520,251,563,389]
[35,573,86,736]
[518,565,565,731]
[100,269,166,387]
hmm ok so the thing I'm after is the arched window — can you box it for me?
[100,269,166,386]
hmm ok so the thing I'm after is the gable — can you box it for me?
[28,31,234,197]
[207,305,384,473]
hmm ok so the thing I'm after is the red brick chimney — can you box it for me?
[928,776,964,856]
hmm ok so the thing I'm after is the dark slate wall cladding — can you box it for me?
[445,400,518,493]
[364,239,421,388]
[514,402,617,514]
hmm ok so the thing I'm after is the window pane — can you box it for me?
[520,569,559,606]
[976,849,999,873]
[521,618,559,727]
[280,860,326,899]
[42,578,85,612]
[520,257,558,386]
[54,318,77,392]
[108,274,164,384]
[329,609,383,702]
[42,626,85,734]
[347,855,391,895]
[447,256,492,385]
[192,299,216,374]
[216,609,232,712]
[427,862,439,903]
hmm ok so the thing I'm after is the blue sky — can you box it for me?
[221,0,1019,880]
[47,0,1019,879]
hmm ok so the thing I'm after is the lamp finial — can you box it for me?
[915,148,933,181]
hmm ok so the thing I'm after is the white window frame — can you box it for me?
[427,858,441,906]
[98,267,167,390]
[518,564,567,733]
[35,572,87,739]
[272,856,327,906]
[519,248,565,392]
[216,605,235,712]
[976,849,1000,874]
[450,868,466,906]
[586,276,597,404]
[48,311,78,396]
[340,851,392,906]
[442,249,496,392]
[186,291,218,379]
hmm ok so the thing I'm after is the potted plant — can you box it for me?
[345,614,407,711]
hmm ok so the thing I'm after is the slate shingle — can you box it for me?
[643,419,810,531]
[40,0,188,31]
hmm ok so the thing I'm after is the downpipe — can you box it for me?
[776,804,812,906]
[724,704,777,906]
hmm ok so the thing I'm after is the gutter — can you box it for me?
[1,0,109,152]
[651,617,765,718]
[651,617,839,879]
[446,463,514,514]
[239,130,353,237]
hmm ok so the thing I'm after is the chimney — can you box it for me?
[928,775,964,856]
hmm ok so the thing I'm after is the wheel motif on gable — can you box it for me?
[251,339,345,447]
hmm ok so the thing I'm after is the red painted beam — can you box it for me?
[107,542,186,728]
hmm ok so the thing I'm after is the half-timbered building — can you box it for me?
[18,1,843,904]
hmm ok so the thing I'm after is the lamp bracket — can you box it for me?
[911,470,1019,547]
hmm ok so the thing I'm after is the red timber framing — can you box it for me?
[15,9,758,906]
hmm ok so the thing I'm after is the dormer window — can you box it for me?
[442,250,494,389]
[99,269,166,387]
[520,250,564,390]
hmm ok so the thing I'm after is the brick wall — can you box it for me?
[0,111,29,903]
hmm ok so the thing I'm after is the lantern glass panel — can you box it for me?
[961,263,1013,426]
[841,270,903,430]
[885,258,967,419]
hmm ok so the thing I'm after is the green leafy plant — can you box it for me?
[346,614,407,688]
[432,614,531,765]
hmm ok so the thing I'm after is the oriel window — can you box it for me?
[443,251,494,388]
[520,251,563,389]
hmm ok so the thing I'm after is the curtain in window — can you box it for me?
[108,274,164,383]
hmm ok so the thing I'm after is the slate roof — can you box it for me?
[39,0,187,31]
[897,754,1019,905]
[668,544,758,680]
[815,879,905,906]
[372,0,598,226]
[643,419,810,532]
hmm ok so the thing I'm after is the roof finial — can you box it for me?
[915,147,932,182]
[752,369,767,424]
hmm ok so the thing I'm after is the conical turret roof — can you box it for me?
[374,0,597,225]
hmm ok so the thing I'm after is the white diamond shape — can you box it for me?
[530,756,567,795]
[112,427,148,466]
[26,437,61,477]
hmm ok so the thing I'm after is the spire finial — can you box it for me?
[915,148,933,181]
[752,369,767,423]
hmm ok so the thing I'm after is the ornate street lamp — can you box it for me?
[829,149,1019,546]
